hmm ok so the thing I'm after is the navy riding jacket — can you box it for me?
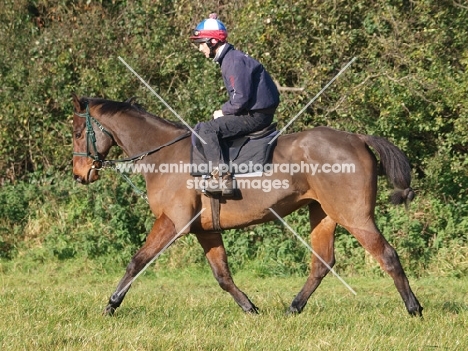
[214,44,280,115]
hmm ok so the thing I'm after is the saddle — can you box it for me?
[190,123,278,176]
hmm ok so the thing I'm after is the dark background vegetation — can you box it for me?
[0,0,467,277]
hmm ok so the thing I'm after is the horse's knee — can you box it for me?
[380,246,404,275]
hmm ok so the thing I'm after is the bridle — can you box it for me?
[73,103,114,170]
[73,102,191,167]
[73,102,191,201]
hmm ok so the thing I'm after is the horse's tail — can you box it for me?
[359,134,415,207]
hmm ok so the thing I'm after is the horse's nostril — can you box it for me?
[74,174,82,183]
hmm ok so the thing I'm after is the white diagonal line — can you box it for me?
[118,56,207,144]
[268,207,356,295]
[117,208,206,296]
[269,57,357,144]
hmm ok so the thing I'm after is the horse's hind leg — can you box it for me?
[196,232,259,313]
[289,202,337,314]
[104,213,177,315]
[344,222,423,316]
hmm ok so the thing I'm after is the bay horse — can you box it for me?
[71,93,423,317]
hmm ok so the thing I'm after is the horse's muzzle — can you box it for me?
[73,167,99,184]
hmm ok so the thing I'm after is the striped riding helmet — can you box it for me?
[190,13,228,43]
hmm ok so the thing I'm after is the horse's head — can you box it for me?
[72,93,114,184]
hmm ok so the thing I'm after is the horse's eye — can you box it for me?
[75,132,82,138]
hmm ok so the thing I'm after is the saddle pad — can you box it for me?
[190,130,278,176]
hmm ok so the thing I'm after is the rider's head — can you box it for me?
[190,13,227,59]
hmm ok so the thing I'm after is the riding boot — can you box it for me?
[203,167,223,194]
[221,172,235,197]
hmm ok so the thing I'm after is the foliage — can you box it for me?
[0,171,152,263]
[0,0,467,277]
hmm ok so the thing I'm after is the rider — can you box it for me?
[190,13,280,196]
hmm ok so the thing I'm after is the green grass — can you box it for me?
[0,259,467,350]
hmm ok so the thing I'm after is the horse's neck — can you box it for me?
[106,112,185,157]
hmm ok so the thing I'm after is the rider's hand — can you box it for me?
[213,110,224,119]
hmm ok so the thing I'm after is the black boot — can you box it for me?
[203,168,222,194]
[221,172,235,197]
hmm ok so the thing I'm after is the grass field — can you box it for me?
[0,259,466,351]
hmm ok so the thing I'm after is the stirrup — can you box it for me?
[221,173,236,197]
[199,169,221,196]
[211,167,220,177]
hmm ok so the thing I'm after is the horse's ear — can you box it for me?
[125,96,138,105]
[72,92,82,112]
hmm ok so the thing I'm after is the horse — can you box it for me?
[71,93,423,317]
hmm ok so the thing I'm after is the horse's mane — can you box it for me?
[84,97,188,131]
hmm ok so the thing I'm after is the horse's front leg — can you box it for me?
[104,213,177,315]
[196,232,259,313]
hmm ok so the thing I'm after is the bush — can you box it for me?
[0,0,467,277]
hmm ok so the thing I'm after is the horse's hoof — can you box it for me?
[408,306,423,318]
[286,306,301,315]
[244,305,259,314]
[103,304,116,316]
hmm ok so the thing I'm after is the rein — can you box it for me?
[73,103,191,202]
[102,131,191,168]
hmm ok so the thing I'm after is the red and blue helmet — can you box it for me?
[190,13,228,43]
